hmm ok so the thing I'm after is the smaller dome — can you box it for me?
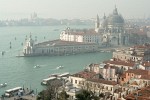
[101,13,108,28]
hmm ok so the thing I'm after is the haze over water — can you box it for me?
[0,0,150,20]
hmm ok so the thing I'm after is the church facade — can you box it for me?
[95,6,129,47]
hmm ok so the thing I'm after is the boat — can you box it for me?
[41,76,56,85]
[49,73,60,77]
[56,66,64,69]
[4,87,23,97]
[100,50,105,53]
[1,51,5,55]
[34,65,40,68]
[0,83,7,88]
[53,29,59,31]
[58,72,70,77]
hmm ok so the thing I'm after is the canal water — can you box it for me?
[0,25,112,95]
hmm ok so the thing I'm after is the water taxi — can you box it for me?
[4,87,23,97]
[53,29,59,31]
[34,65,40,68]
[0,83,7,88]
[58,72,70,77]
[56,66,64,69]
[1,51,5,55]
[41,76,56,85]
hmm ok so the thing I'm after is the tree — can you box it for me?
[58,90,69,100]
[37,79,62,100]
[76,89,99,100]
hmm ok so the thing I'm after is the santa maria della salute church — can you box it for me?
[60,6,129,47]
[22,6,130,56]
[95,6,129,46]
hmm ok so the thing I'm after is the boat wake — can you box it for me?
[0,83,7,88]
[56,66,64,70]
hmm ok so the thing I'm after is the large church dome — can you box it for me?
[107,7,124,26]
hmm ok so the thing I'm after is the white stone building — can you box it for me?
[86,63,117,81]
[23,36,99,56]
[60,27,101,44]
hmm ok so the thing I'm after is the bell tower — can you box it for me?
[95,14,100,33]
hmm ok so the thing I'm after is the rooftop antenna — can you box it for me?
[30,32,32,38]
[103,13,106,19]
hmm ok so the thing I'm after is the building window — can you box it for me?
[97,84,100,88]
[90,83,92,87]
[75,80,77,84]
[94,84,96,87]
[106,86,108,90]
[42,50,44,54]
[79,81,81,84]
[111,87,113,91]
[82,82,84,85]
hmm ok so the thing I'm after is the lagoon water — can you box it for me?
[0,25,112,95]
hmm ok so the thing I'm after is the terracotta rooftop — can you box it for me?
[126,86,150,100]
[88,63,99,67]
[130,81,138,86]
[67,29,98,35]
[103,64,117,69]
[35,39,97,47]
[103,60,135,67]
[125,69,150,75]
[133,45,150,49]
[140,75,150,80]
[114,88,123,93]
[142,61,150,67]
[87,78,117,86]
[72,71,97,79]
[120,73,126,78]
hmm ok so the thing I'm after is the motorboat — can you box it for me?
[34,65,40,68]
[1,51,5,55]
[4,87,22,97]
[56,66,64,69]
[0,83,7,88]
[41,77,56,85]
[53,29,59,31]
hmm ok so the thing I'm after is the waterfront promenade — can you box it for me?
[0,95,36,100]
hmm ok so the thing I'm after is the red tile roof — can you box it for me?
[133,45,150,49]
[87,78,117,86]
[72,71,97,79]
[69,29,98,35]
[126,69,150,75]
[88,63,99,67]
[126,86,150,100]
[35,39,97,47]
[104,64,117,69]
[142,61,150,67]
[130,81,138,86]
[140,75,150,80]
[103,60,135,67]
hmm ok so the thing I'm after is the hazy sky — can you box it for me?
[0,0,149,20]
